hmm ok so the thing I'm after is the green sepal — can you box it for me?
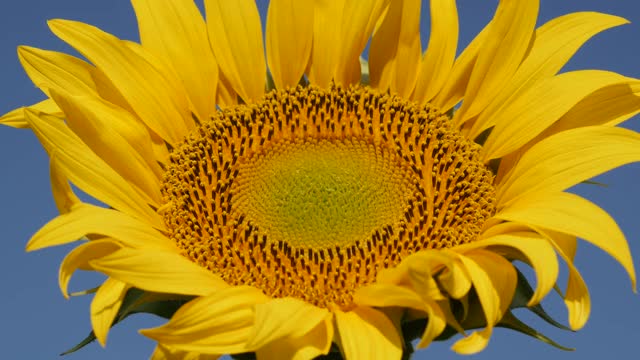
[61,288,193,356]
[230,344,345,360]
[60,331,97,356]
[498,312,575,351]
[510,268,572,331]
[581,180,608,187]
[69,286,99,297]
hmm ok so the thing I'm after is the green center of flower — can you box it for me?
[232,138,413,249]
[161,85,496,309]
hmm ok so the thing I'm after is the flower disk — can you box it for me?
[162,85,496,309]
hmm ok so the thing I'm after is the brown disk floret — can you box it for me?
[162,85,496,309]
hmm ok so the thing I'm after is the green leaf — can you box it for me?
[498,312,575,351]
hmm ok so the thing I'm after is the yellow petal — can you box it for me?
[455,0,539,124]
[27,203,174,252]
[469,12,629,138]
[141,286,268,354]
[412,0,459,103]
[335,307,402,360]
[545,229,578,261]
[17,46,96,96]
[307,0,346,87]
[432,23,489,111]
[151,345,220,360]
[24,110,163,228]
[462,232,558,306]
[91,278,130,346]
[562,261,590,330]
[48,89,162,204]
[89,66,136,113]
[48,19,191,145]
[435,252,472,299]
[376,250,451,300]
[416,303,447,350]
[534,228,590,330]
[58,239,121,298]
[50,154,81,214]
[90,248,228,296]
[309,0,387,87]
[337,0,388,85]
[547,81,640,134]
[354,282,447,349]
[497,126,640,205]
[266,0,314,89]
[254,317,333,360]
[495,191,636,291]
[65,75,162,177]
[215,72,238,107]
[132,0,218,120]
[248,298,329,349]
[355,283,426,310]
[0,99,63,129]
[205,0,265,103]
[451,250,516,354]
[369,0,422,97]
[481,70,632,160]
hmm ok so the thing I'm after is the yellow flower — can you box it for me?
[2,0,640,359]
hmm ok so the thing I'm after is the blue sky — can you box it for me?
[1,1,639,359]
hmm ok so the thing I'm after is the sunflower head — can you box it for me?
[162,84,496,310]
[2,0,639,359]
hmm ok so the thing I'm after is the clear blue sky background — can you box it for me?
[1,1,639,359]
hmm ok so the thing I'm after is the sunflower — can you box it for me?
[2,0,640,359]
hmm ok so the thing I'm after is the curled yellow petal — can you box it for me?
[58,239,121,298]
[496,191,636,291]
[141,286,268,354]
[151,345,220,360]
[535,228,591,330]
[335,306,402,360]
[49,154,80,214]
[91,278,130,347]
[451,250,516,354]
[254,317,333,360]
[462,232,559,306]
[248,298,330,349]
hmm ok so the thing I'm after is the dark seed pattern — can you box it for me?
[162,85,496,309]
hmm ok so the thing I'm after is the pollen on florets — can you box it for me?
[161,85,496,309]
